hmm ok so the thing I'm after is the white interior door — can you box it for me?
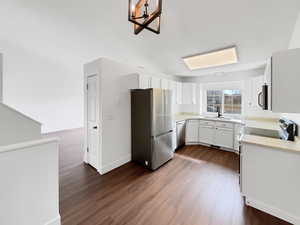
[87,75,99,169]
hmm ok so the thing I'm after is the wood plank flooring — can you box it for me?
[46,129,291,225]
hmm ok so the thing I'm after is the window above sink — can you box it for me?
[205,89,242,116]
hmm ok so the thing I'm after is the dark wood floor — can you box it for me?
[46,129,291,225]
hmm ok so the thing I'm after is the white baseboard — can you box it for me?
[246,197,300,225]
[100,154,131,175]
[45,215,61,225]
[186,143,237,153]
[185,143,199,146]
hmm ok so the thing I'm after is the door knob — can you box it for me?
[93,126,98,129]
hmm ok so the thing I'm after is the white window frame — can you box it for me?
[201,82,243,117]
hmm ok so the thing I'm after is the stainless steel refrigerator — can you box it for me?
[131,88,174,170]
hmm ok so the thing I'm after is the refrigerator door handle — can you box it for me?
[154,130,173,138]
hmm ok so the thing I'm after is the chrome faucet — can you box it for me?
[217,106,222,118]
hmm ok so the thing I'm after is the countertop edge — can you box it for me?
[0,137,59,154]
[241,135,300,154]
[175,117,244,125]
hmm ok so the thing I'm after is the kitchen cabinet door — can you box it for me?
[214,127,234,149]
[161,79,169,90]
[139,75,151,89]
[169,81,177,101]
[185,120,199,143]
[176,82,182,104]
[182,83,197,104]
[272,49,300,113]
[151,77,161,89]
[198,126,215,145]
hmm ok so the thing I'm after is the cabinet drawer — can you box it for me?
[199,120,215,127]
[185,120,199,143]
[215,122,234,129]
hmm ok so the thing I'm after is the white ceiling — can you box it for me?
[0,0,300,77]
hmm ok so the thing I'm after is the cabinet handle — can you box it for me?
[258,92,263,108]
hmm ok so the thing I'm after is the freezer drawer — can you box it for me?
[151,131,174,170]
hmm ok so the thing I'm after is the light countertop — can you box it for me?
[174,114,244,124]
[175,114,300,153]
[241,134,300,154]
[175,114,280,131]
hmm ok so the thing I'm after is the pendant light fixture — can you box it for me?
[128,0,162,35]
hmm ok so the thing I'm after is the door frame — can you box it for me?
[83,73,102,173]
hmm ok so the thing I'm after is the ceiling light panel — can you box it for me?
[183,47,238,70]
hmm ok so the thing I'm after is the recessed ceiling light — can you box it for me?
[183,46,239,70]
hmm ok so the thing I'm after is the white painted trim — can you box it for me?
[246,197,300,225]
[185,142,237,152]
[44,215,61,225]
[99,154,131,175]
[201,83,243,116]
[0,103,42,125]
[185,142,200,146]
[42,126,83,134]
[0,137,59,154]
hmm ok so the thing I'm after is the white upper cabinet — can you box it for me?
[151,77,161,89]
[182,83,197,104]
[272,49,300,113]
[169,81,177,103]
[161,78,169,90]
[138,75,151,89]
[176,82,182,104]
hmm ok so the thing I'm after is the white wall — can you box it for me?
[0,103,41,146]
[0,1,179,134]
[1,42,178,134]
[0,53,2,102]
[282,12,300,125]
[0,138,60,225]
[84,58,177,174]
[1,42,84,133]
[289,12,300,49]
[100,59,137,173]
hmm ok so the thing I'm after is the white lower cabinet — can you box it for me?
[214,127,234,149]
[198,121,215,145]
[186,119,241,151]
[240,142,300,224]
[185,120,199,143]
